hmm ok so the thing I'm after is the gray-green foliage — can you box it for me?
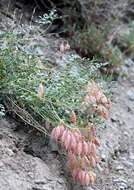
[0,15,109,130]
[37,9,62,25]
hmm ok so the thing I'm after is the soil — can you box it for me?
[0,1,134,190]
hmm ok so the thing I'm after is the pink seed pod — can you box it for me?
[51,127,61,141]
[94,137,100,147]
[73,132,80,143]
[90,171,96,181]
[84,95,90,102]
[50,128,56,140]
[53,126,61,141]
[93,154,99,164]
[95,91,103,103]
[104,103,111,110]
[58,125,65,139]
[82,141,89,155]
[70,110,76,123]
[45,121,50,130]
[102,111,108,120]
[88,141,92,153]
[91,142,96,155]
[89,171,96,184]
[101,95,108,104]
[60,42,65,53]
[98,105,108,119]
[83,156,91,167]
[75,128,81,136]
[97,104,103,113]
[64,43,70,50]
[70,133,77,151]
[77,169,83,182]
[97,105,108,119]
[88,95,96,104]
[73,130,81,142]
[64,132,71,150]
[37,83,44,99]
[76,141,83,156]
[80,170,86,186]
[72,168,79,180]
[77,169,86,184]
[61,129,69,148]
[90,155,96,168]
[85,173,90,186]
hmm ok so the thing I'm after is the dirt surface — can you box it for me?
[94,62,134,190]
[0,58,134,190]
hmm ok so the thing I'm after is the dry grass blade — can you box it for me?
[5,95,48,136]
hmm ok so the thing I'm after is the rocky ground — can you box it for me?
[94,60,134,190]
[0,0,134,190]
[1,59,134,190]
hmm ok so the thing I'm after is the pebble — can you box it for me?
[132,67,134,72]
[32,184,53,190]
[120,157,126,161]
[27,172,34,179]
[123,131,129,137]
[48,139,59,152]
[129,153,134,160]
[127,90,134,101]
[34,179,47,185]
[97,164,103,172]
[101,154,106,161]
[117,185,128,190]
[6,148,14,157]
[87,187,95,190]
[115,165,124,171]
[122,160,133,168]
[56,178,64,184]
[113,178,128,189]
[0,162,4,167]
[119,120,125,126]
[127,58,134,66]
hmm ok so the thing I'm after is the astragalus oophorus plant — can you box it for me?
[51,79,110,186]
[0,19,111,186]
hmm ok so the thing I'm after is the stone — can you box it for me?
[115,165,124,171]
[32,184,53,190]
[122,160,133,168]
[34,180,47,185]
[56,178,64,184]
[48,139,59,152]
[113,178,128,189]
[87,187,95,190]
[129,153,134,160]
[127,58,134,66]
[119,120,125,126]
[0,161,4,167]
[101,154,107,161]
[97,164,103,172]
[127,90,134,101]
[6,148,14,157]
